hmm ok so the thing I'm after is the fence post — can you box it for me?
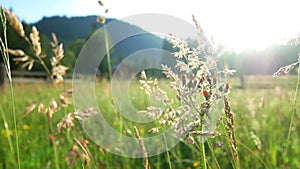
[0,62,5,89]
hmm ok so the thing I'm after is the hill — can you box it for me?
[34,16,110,45]
[2,14,300,76]
[34,15,170,67]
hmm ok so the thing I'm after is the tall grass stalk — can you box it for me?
[53,140,60,169]
[284,64,300,161]
[0,7,21,169]
[103,25,122,140]
[133,126,151,169]
[224,96,240,168]
[207,141,221,169]
[0,106,15,168]
[199,118,207,169]
[47,114,60,169]
[104,27,112,80]
[163,133,173,169]
[237,140,270,169]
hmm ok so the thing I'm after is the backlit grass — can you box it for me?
[0,76,299,168]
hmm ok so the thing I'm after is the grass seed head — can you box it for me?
[30,26,42,56]
[50,33,59,47]
[97,16,106,24]
[98,0,104,6]
[22,104,36,118]
[38,103,44,113]
[7,49,25,56]
[74,108,98,120]
[56,113,75,133]
[4,9,25,38]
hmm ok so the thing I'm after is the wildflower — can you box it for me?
[22,124,31,130]
[1,129,11,137]
[217,141,224,147]
[193,161,200,167]
[202,90,209,100]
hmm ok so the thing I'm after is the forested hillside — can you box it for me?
[1,14,300,76]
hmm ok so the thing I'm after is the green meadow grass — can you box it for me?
[0,76,299,169]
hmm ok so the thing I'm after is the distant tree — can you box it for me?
[68,39,85,57]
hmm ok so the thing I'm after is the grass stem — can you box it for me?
[163,133,172,169]
[284,64,300,161]
[0,8,21,169]
[199,117,207,169]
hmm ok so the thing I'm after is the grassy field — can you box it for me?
[0,75,299,169]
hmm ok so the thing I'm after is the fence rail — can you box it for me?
[12,71,49,78]
[7,71,101,83]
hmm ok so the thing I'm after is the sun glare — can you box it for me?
[220,29,283,52]
[2,0,300,52]
[189,0,300,52]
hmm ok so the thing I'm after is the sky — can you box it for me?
[2,0,300,51]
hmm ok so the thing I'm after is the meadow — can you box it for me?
[0,75,299,169]
[1,6,300,169]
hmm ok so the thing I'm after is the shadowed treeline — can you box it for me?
[1,13,299,78]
